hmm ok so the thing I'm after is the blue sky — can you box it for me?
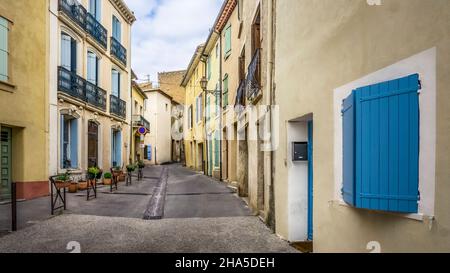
[124,0,223,83]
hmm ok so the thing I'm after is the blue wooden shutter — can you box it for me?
[147,145,152,161]
[0,17,8,82]
[342,92,356,206]
[87,52,97,84]
[61,34,72,70]
[343,74,420,213]
[70,38,77,72]
[60,115,65,168]
[90,0,101,21]
[117,131,122,167]
[70,118,78,168]
[111,129,115,166]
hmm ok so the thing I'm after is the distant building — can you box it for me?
[130,71,149,163]
[158,70,186,105]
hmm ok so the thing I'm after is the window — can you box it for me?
[224,25,232,57]
[89,0,102,21]
[112,15,121,42]
[196,94,203,123]
[0,17,9,82]
[342,74,420,213]
[223,74,229,108]
[87,51,98,85]
[60,115,78,169]
[61,33,77,72]
[111,129,122,167]
[111,69,120,97]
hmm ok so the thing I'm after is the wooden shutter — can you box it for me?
[0,17,8,82]
[70,118,78,169]
[342,74,420,213]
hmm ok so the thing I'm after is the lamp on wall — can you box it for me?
[200,76,221,95]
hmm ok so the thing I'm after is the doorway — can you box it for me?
[1,127,12,201]
[88,121,99,168]
[197,143,204,172]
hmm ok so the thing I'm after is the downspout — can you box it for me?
[267,0,276,231]
[130,81,134,164]
[219,32,223,182]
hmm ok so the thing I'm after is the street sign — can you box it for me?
[138,127,147,135]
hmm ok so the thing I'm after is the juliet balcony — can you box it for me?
[132,115,150,132]
[235,79,246,107]
[110,95,126,119]
[58,66,107,111]
[246,48,261,101]
[111,37,127,66]
[59,0,107,50]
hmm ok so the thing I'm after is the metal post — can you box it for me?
[11,182,17,231]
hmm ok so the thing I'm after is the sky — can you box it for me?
[124,0,224,84]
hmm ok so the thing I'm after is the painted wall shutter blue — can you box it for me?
[70,38,77,72]
[0,17,8,82]
[87,52,97,84]
[61,34,72,70]
[116,131,122,167]
[112,16,121,42]
[111,129,114,166]
[60,115,64,168]
[70,119,78,168]
[147,145,152,161]
[342,74,420,213]
[342,93,356,205]
[90,0,101,21]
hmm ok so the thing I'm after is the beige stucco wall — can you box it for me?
[49,0,133,176]
[130,84,147,163]
[274,0,450,252]
[144,91,172,165]
[159,71,186,105]
[0,0,49,189]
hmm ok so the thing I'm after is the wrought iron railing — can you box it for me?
[58,66,107,111]
[86,81,107,111]
[235,79,246,106]
[246,48,261,100]
[111,37,127,66]
[86,13,107,49]
[133,115,150,131]
[59,0,107,49]
[110,95,126,119]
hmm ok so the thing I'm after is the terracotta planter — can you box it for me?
[103,178,112,185]
[118,173,125,182]
[78,181,88,190]
[55,180,71,189]
[68,182,78,193]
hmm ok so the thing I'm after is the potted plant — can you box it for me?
[103,172,112,185]
[87,167,100,187]
[69,181,78,193]
[78,178,88,190]
[137,160,145,169]
[55,172,71,189]
[126,164,136,173]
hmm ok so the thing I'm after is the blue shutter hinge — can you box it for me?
[418,190,421,201]
[418,80,422,92]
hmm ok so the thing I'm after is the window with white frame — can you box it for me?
[60,115,78,169]
[0,17,9,82]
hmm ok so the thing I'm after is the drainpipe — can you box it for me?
[219,32,223,182]
[267,0,276,231]
[130,81,134,164]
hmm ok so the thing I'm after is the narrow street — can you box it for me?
[0,165,297,253]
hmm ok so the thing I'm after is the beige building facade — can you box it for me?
[48,0,135,178]
[274,0,450,252]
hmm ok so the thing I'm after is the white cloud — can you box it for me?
[124,0,223,83]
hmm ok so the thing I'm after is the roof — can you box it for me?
[110,0,137,25]
[180,44,205,87]
[144,88,174,102]
[132,80,148,99]
[203,0,236,56]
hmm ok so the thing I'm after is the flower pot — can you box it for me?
[68,182,78,193]
[103,178,112,185]
[118,173,125,182]
[55,180,71,189]
[78,181,88,190]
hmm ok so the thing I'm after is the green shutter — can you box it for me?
[0,17,8,82]
[223,75,229,108]
[224,25,231,56]
[214,131,220,167]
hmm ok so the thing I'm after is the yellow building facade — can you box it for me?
[182,45,206,172]
[48,0,135,180]
[0,0,50,200]
[130,74,149,163]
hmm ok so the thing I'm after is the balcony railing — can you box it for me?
[246,48,261,100]
[235,79,246,107]
[110,95,126,119]
[59,0,107,49]
[86,13,107,49]
[133,115,150,131]
[111,37,127,66]
[58,66,107,111]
